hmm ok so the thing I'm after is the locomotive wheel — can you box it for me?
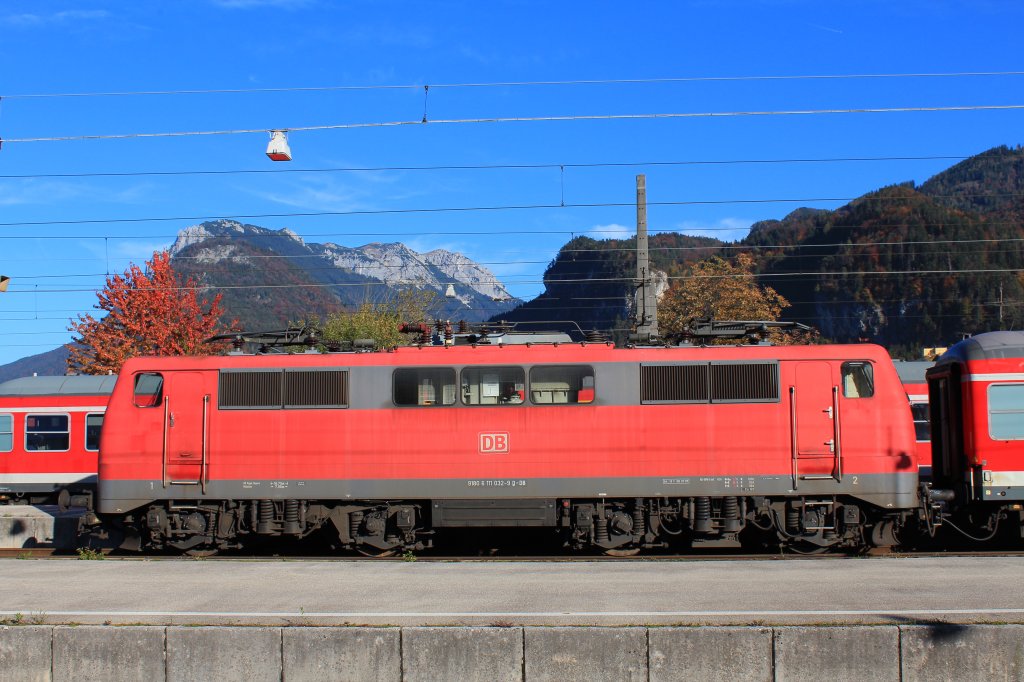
[785,541,831,555]
[603,547,641,557]
[184,547,220,558]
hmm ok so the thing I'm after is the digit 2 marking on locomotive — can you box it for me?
[479,432,509,454]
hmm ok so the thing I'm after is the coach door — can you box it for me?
[791,362,841,485]
[163,372,209,491]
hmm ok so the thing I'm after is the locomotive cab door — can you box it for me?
[791,362,841,485]
[162,372,209,491]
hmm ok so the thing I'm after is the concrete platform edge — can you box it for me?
[0,623,1020,682]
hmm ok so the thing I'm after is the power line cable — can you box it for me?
[5,104,1024,145]
[0,154,976,180]
[8,240,1024,281]
[4,265,1023,294]
[5,71,1024,99]
[1,193,1021,229]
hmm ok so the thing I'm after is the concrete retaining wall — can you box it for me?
[1,624,1022,681]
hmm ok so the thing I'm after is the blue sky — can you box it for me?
[0,0,1022,367]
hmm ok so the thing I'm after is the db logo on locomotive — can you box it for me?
[479,432,510,454]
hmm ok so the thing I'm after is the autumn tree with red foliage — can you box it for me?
[67,251,232,374]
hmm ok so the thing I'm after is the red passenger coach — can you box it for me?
[894,361,933,477]
[927,331,1024,537]
[0,375,115,505]
[96,333,919,555]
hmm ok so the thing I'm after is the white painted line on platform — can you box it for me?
[3,608,1024,618]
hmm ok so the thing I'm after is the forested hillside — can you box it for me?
[498,145,1024,357]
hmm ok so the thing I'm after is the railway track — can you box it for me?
[7,546,1024,561]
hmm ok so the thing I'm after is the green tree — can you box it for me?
[319,289,437,350]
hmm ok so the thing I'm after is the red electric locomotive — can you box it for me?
[93,324,919,555]
[0,375,115,506]
[927,331,1024,540]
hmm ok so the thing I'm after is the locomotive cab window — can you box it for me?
[394,368,457,406]
[25,414,69,452]
[841,362,874,398]
[462,366,526,406]
[529,366,595,404]
[0,414,11,453]
[134,373,164,408]
[85,413,104,452]
[989,384,1024,440]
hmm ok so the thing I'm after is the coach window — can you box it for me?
[910,403,931,442]
[461,367,526,406]
[989,384,1024,440]
[85,414,104,452]
[25,414,70,452]
[529,366,595,404]
[841,362,874,398]
[0,414,12,453]
[394,368,457,406]
[134,373,164,408]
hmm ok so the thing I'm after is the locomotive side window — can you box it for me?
[394,368,457,406]
[529,366,595,404]
[989,384,1024,440]
[85,413,104,452]
[25,414,70,452]
[462,367,525,406]
[0,414,11,452]
[134,373,164,408]
[841,362,874,398]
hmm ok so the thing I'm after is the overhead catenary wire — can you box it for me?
[1,192,1022,229]
[6,240,1024,281]
[3,265,1023,295]
[4,70,1024,99]
[0,154,980,180]
[4,105,1024,145]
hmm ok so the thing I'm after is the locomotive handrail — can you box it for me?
[161,396,169,488]
[833,385,842,483]
[201,394,209,495]
[789,386,798,490]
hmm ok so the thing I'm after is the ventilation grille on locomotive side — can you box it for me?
[640,362,780,403]
[218,369,349,409]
